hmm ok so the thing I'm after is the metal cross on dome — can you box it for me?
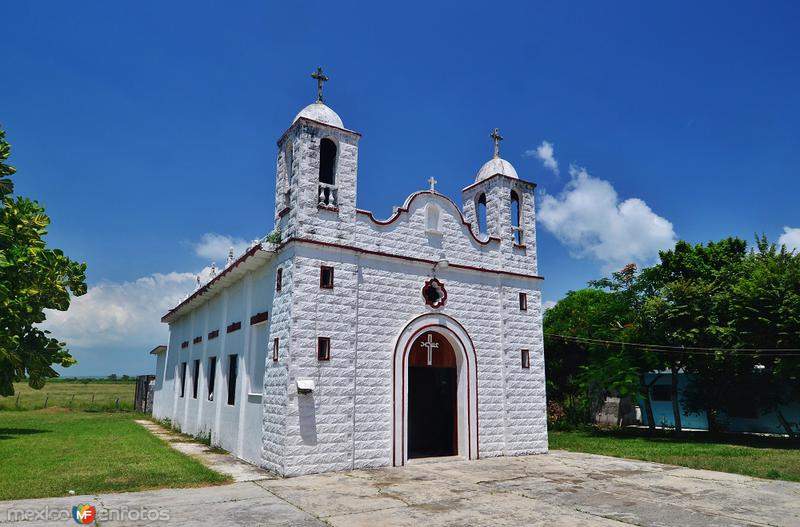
[428,176,437,191]
[490,127,503,158]
[420,333,439,366]
[311,67,329,103]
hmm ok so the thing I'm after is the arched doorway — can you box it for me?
[392,313,479,466]
[408,331,457,458]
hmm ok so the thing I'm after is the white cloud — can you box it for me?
[524,140,559,175]
[41,232,250,350]
[43,268,211,349]
[539,165,677,271]
[542,300,557,311]
[193,233,251,263]
[778,227,800,252]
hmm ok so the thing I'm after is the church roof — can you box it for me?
[293,102,344,129]
[475,157,519,182]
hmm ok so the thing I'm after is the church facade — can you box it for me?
[152,75,548,476]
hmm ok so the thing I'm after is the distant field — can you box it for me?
[0,380,136,411]
[0,410,229,500]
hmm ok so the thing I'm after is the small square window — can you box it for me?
[317,337,331,361]
[519,292,528,311]
[320,266,334,289]
[276,268,283,292]
[521,349,530,369]
[272,337,279,362]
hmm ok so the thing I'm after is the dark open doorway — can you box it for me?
[408,331,457,459]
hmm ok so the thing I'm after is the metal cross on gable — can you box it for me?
[490,127,503,158]
[420,333,439,366]
[311,66,329,103]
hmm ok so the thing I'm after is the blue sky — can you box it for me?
[3,1,800,376]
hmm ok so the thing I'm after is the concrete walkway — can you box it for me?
[2,451,798,526]
[133,420,273,483]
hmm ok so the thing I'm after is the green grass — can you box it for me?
[0,410,231,500]
[0,381,136,411]
[550,428,800,482]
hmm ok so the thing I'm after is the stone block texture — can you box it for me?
[153,111,547,477]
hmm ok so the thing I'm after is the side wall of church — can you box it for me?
[152,260,278,467]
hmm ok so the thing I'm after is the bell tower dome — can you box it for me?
[274,68,361,244]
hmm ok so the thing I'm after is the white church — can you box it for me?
[152,69,548,476]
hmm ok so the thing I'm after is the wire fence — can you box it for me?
[0,384,137,411]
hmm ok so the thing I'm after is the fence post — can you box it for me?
[15,393,20,408]
[115,397,120,410]
[91,393,95,404]
[44,395,49,408]
[70,394,76,408]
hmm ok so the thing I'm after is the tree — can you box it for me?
[544,288,624,424]
[723,237,800,437]
[0,126,87,396]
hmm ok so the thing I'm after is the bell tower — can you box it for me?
[274,68,361,245]
[462,129,537,266]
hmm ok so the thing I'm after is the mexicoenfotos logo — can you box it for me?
[72,504,96,524]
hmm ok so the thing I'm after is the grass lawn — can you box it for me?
[550,428,800,482]
[0,409,231,500]
[0,380,136,411]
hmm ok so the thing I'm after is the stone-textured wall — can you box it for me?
[278,189,547,476]
[154,115,548,477]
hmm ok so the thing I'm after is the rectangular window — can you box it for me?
[276,268,283,292]
[248,324,268,395]
[272,337,279,362]
[521,349,530,369]
[192,359,200,399]
[208,329,219,340]
[320,266,334,289]
[179,362,187,397]
[317,337,331,361]
[250,311,268,325]
[651,384,671,402]
[207,356,217,401]
[519,292,528,311]
[227,355,238,406]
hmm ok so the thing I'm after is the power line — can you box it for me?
[544,333,800,357]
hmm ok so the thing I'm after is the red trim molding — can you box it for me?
[161,244,263,323]
[208,329,219,340]
[193,336,202,344]
[275,116,362,147]
[181,341,189,349]
[226,321,241,334]
[250,311,268,325]
[356,190,502,247]
[461,173,537,193]
[284,237,544,281]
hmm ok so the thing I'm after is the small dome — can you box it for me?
[475,157,519,182]
[292,102,344,128]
